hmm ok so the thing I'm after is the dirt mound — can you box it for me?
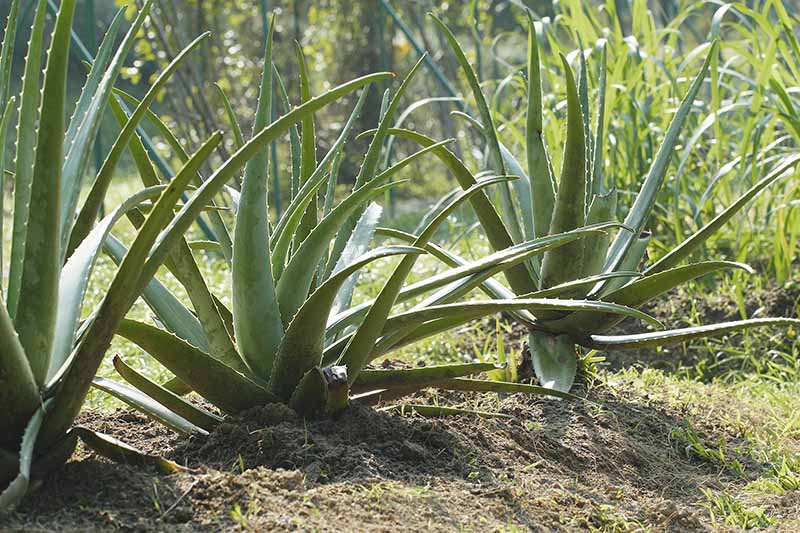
[1,383,764,532]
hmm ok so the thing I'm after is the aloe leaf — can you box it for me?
[327,57,426,276]
[646,154,800,274]
[270,246,423,400]
[434,378,578,400]
[71,427,181,474]
[103,234,208,352]
[381,127,537,295]
[115,320,275,414]
[273,64,302,197]
[601,231,651,295]
[45,72,391,442]
[382,404,513,419]
[582,190,617,280]
[592,40,608,194]
[233,18,282,378]
[601,42,718,279]
[430,13,525,245]
[216,83,245,149]
[270,88,370,278]
[0,293,38,449]
[529,331,577,393]
[68,31,211,256]
[294,42,319,246]
[16,0,77,384]
[352,362,499,394]
[112,356,222,432]
[326,225,615,338]
[329,203,383,316]
[0,400,48,510]
[60,2,152,248]
[576,38,592,199]
[276,141,449,325]
[0,0,20,109]
[539,54,586,291]
[92,376,206,436]
[287,367,327,417]
[0,98,14,282]
[581,318,800,351]
[114,88,234,265]
[525,14,556,241]
[546,262,757,335]
[50,186,166,380]
[7,0,46,317]
[337,177,517,382]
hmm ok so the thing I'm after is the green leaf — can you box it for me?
[581,318,800,351]
[0,98,15,286]
[0,291,38,450]
[115,320,275,414]
[270,246,423,401]
[71,427,181,474]
[7,0,47,318]
[68,31,212,256]
[434,377,577,400]
[50,186,166,380]
[539,54,586,290]
[216,83,245,149]
[233,17,282,378]
[0,401,48,510]
[601,42,718,279]
[529,330,577,393]
[646,155,800,274]
[112,355,222,432]
[0,0,20,109]
[60,2,152,248]
[16,0,77,384]
[381,127,537,295]
[352,362,499,394]
[91,377,206,436]
[294,42,319,246]
[525,13,556,241]
[382,404,513,419]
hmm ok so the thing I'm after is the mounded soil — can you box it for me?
[1,382,785,532]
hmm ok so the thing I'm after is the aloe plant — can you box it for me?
[97,20,680,433]
[0,2,393,507]
[376,13,800,393]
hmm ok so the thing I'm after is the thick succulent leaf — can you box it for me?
[294,43,319,246]
[273,64,302,197]
[60,2,152,248]
[582,191,617,280]
[580,318,800,351]
[591,40,609,193]
[337,177,517,383]
[288,367,327,418]
[271,88,370,280]
[216,83,245,149]
[525,14,556,240]
[276,141,449,325]
[0,400,48,510]
[115,320,275,414]
[112,356,222,432]
[434,378,577,400]
[72,427,180,473]
[0,0,20,109]
[50,186,166,380]
[0,98,14,284]
[330,203,383,316]
[382,404,513,419]
[544,263,755,336]
[91,376,206,436]
[430,13,525,245]
[601,42,717,279]
[44,72,391,443]
[327,224,619,338]
[16,0,77,384]
[270,246,424,400]
[114,88,234,264]
[529,331,577,393]
[68,31,212,256]
[233,19,282,378]
[0,295,38,450]
[327,56,426,278]
[600,232,651,295]
[109,98,239,369]
[646,154,800,274]
[103,235,208,352]
[382,128,537,295]
[7,0,47,318]
[351,362,499,394]
[539,55,586,291]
